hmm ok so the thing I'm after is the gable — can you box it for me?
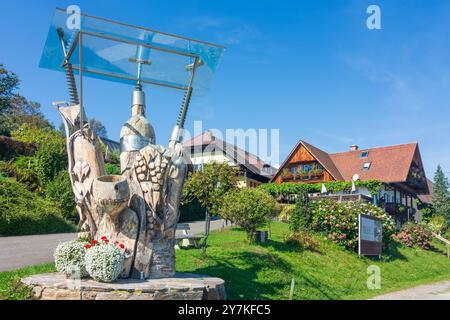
[272,141,340,183]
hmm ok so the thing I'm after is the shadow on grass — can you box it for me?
[428,245,450,258]
[258,239,322,255]
[187,250,343,300]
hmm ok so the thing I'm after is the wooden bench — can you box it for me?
[175,223,205,249]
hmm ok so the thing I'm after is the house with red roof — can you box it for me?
[272,140,431,225]
[183,131,277,188]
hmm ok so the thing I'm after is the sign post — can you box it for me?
[358,214,382,258]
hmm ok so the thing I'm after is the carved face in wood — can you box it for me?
[93,175,130,219]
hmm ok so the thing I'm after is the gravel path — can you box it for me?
[371,280,450,300]
[0,219,228,272]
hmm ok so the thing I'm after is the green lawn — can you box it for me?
[1,222,450,300]
[176,222,450,299]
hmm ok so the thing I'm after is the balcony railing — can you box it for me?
[384,202,416,217]
[281,170,324,181]
[311,194,373,203]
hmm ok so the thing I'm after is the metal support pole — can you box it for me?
[79,32,84,131]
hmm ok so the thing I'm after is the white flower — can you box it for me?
[85,243,125,282]
[54,240,88,278]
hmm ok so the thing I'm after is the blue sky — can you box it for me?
[1,0,450,178]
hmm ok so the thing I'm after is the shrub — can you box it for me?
[0,178,76,236]
[0,157,41,191]
[85,237,126,282]
[219,188,280,242]
[428,215,447,235]
[394,223,432,249]
[12,124,67,185]
[54,239,89,278]
[278,204,295,222]
[284,230,319,251]
[290,192,310,232]
[307,200,395,250]
[258,180,383,197]
[45,170,77,222]
[105,163,121,175]
[0,136,36,160]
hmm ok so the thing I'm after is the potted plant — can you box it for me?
[54,239,90,278]
[84,236,127,282]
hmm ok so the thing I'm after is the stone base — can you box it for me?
[21,272,226,300]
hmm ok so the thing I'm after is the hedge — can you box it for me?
[258,180,383,197]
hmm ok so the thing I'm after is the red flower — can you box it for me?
[85,245,91,249]
[90,240,98,245]
[114,241,119,245]
[103,239,109,244]
[119,244,125,249]
[101,236,108,241]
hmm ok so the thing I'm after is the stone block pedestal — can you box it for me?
[21,272,226,300]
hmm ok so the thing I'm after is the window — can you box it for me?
[303,164,312,172]
[360,151,369,158]
[316,163,324,170]
[363,162,371,171]
[290,166,297,173]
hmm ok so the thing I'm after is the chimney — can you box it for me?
[350,144,359,151]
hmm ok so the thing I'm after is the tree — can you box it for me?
[182,162,239,214]
[432,165,450,225]
[0,64,51,135]
[89,118,108,138]
[219,188,280,242]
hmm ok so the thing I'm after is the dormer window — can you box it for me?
[360,151,369,158]
[363,162,371,171]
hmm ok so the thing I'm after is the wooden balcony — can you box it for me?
[384,202,416,217]
[281,171,324,182]
[310,194,373,203]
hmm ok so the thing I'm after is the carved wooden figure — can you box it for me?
[57,103,188,279]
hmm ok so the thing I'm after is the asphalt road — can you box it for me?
[0,219,228,272]
[371,280,450,300]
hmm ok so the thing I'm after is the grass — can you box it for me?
[0,263,55,300]
[176,222,450,300]
[1,222,449,300]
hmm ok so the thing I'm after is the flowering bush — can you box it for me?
[394,223,432,249]
[84,236,125,282]
[54,239,89,278]
[308,200,395,250]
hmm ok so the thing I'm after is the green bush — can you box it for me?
[428,215,447,235]
[12,124,67,185]
[0,178,77,236]
[259,180,383,197]
[278,204,295,222]
[290,193,310,232]
[105,163,121,175]
[219,188,280,242]
[307,200,395,250]
[45,171,77,222]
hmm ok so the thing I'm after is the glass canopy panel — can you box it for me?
[39,8,225,95]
